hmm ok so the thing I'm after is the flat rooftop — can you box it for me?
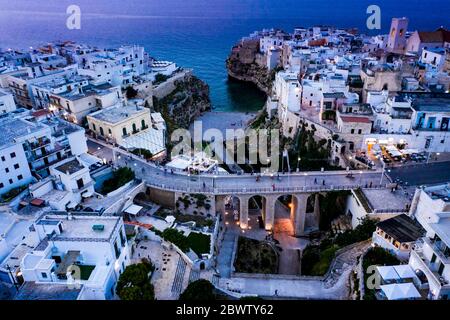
[412,98,450,113]
[36,213,121,242]
[54,158,86,175]
[59,82,116,101]
[15,281,81,300]
[88,104,148,124]
[339,115,371,123]
[429,215,450,247]
[377,214,425,243]
[356,188,412,212]
[425,184,450,202]
[0,117,47,149]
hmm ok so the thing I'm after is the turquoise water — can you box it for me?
[0,0,449,112]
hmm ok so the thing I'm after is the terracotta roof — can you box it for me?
[339,115,371,123]
[418,31,444,43]
[32,109,51,118]
[30,198,45,206]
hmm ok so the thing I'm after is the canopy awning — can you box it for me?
[124,204,143,215]
[380,283,421,300]
[377,266,401,281]
[393,265,417,279]
[82,190,94,198]
[30,198,45,206]
[66,201,77,209]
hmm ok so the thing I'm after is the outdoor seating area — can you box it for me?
[375,265,425,300]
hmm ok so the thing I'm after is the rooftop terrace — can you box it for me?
[0,117,48,149]
[54,158,86,175]
[88,103,148,124]
[36,213,121,242]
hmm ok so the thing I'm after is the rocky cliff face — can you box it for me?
[226,39,273,95]
[153,74,211,133]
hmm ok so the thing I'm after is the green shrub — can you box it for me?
[187,232,211,256]
[179,279,216,301]
[116,260,155,300]
[101,167,135,194]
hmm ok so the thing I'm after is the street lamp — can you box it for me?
[304,172,308,188]
[297,157,301,172]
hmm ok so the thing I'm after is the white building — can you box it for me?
[409,184,450,300]
[372,214,424,261]
[48,81,122,124]
[0,88,16,113]
[420,48,447,72]
[0,117,49,196]
[19,212,130,300]
[47,157,95,209]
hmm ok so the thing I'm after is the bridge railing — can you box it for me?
[146,181,385,195]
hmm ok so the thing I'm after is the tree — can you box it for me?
[116,260,155,300]
[179,279,216,301]
[125,86,138,99]
[101,167,135,194]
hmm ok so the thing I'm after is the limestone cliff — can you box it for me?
[152,73,211,133]
[226,38,273,95]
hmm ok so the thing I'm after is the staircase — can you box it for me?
[188,269,200,283]
[171,257,187,296]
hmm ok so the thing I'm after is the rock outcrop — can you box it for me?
[153,72,211,133]
[226,38,273,95]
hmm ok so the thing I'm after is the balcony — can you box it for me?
[30,144,66,161]
[424,237,450,264]
[412,242,450,288]
[33,155,69,172]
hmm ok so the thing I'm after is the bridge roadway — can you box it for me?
[106,143,385,195]
[87,139,386,234]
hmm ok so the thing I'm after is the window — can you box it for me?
[9,178,13,184]
[14,163,19,169]
[76,178,84,189]
[358,129,362,134]
[114,241,121,259]
[92,123,96,131]
[100,127,104,136]
[17,175,23,181]
[0,183,3,188]
[351,129,355,134]
[141,119,146,129]
[41,272,48,279]
[5,168,9,173]
[10,152,16,158]
[1,156,5,161]
[122,127,127,136]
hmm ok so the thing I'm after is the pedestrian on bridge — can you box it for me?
[272,184,276,191]
[322,179,325,186]
[203,182,206,189]
[314,178,317,184]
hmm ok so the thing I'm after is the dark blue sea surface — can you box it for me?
[0,0,449,112]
